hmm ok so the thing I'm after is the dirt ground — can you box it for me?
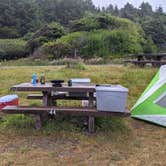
[0,119,165,166]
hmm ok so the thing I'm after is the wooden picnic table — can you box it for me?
[125,53,166,67]
[11,83,95,107]
[2,82,130,133]
[132,53,166,61]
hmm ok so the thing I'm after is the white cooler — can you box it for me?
[96,85,128,112]
[69,78,91,97]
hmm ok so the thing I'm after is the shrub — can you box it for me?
[0,26,20,38]
[44,32,86,59]
[70,14,140,32]
[105,29,143,54]
[44,14,146,58]
[81,30,110,57]
[0,39,28,60]
[66,61,87,70]
[44,29,144,58]
[70,16,100,32]
[27,22,65,53]
[143,36,157,53]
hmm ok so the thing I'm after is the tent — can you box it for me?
[131,65,166,127]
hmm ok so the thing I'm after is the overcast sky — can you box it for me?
[92,0,166,11]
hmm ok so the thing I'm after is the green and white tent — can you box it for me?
[131,65,166,127]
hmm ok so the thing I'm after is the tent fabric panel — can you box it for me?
[132,115,166,127]
[132,84,166,115]
[141,71,159,98]
[132,77,166,110]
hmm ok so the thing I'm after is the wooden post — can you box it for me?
[34,115,42,130]
[88,92,95,133]
[137,55,143,61]
[34,91,52,129]
[42,91,50,106]
[88,116,95,133]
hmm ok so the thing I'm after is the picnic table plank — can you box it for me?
[11,83,96,93]
[2,106,131,117]
[27,94,95,100]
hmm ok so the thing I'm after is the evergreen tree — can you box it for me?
[120,3,139,22]
[139,2,153,18]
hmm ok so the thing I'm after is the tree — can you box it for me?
[106,4,114,14]
[0,0,40,38]
[0,0,97,38]
[120,3,139,22]
[142,18,166,47]
[155,6,164,15]
[139,2,153,18]
[27,22,65,53]
[143,36,157,53]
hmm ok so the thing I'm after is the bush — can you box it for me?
[66,61,87,70]
[45,29,144,58]
[81,30,110,57]
[105,29,143,54]
[143,36,157,53]
[0,39,28,60]
[27,22,65,53]
[44,14,146,58]
[0,26,20,38]
[44,32,86,59]
[70,14,140,32]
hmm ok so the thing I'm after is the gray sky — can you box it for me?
[92,0,166,11]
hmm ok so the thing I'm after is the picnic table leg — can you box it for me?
[42,91,51,106]
[88,92,95,133]
[34,114,42,130]
[88,116,95,133]
[42,91,52,120]
[34,91,52,129]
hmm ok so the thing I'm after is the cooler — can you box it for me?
[0,95,19,111]
[69,78,91,97]
[96,85,128,112]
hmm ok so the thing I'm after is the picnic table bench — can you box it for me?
[2,83,130,133]
[124,53,166,67]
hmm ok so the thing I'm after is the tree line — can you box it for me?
[0,0,95,38]
[102,2,166,49]
[0,0,165,60]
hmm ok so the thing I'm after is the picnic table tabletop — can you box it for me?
[11,83,96,93]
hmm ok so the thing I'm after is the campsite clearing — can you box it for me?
[0,65,165,166]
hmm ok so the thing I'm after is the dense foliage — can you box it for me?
[0,0,40,38]
[44,14,150,58]
[0,39,27,60]
[0,1,165,60]
[27,22,65,53]
[0,0,95,38]
[104,2,166,49]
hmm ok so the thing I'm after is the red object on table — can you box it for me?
[0,95,19,111]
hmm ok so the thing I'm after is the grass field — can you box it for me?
[0,65,165,166]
